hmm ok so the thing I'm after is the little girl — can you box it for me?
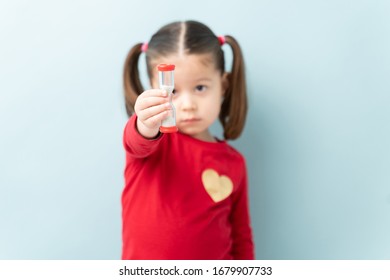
[121,20,254,260]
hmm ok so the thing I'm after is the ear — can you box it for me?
[221,72,230,96]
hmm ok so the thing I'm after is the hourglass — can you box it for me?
[157,64,178,133]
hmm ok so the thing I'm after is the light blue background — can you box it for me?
[1,0,389,259]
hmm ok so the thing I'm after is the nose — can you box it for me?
[177,92,197,111]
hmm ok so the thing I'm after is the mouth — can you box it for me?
[180,118,201,123]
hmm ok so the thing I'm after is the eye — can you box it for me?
[195,85,207,92]
[172,88,176,94]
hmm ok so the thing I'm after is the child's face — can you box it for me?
[151,53,227,142]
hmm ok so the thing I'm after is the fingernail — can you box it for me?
[162,90,167,96]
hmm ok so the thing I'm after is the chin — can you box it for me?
[179,127,197,135]
[178,126,200,135]
[180,127,210,139]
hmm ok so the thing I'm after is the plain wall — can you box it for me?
[0,0,389,259]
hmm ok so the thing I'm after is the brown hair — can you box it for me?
[123,20,247,140]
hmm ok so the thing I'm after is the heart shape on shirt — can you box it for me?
[201,169,233,203]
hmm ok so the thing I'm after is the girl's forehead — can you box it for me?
[153,53,216,72]
[149,53,221,85]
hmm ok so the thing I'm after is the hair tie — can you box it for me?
[141,42,148,52]
[217,35,226,46]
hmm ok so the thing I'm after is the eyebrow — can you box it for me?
[193,77,213,83]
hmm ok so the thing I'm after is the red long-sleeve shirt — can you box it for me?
[121,115,254,259]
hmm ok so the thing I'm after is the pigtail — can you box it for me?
[220,35,248,140]
[123,43,144,117]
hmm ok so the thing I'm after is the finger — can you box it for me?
[142,110,170,128]
[136,96,169,112]
[138,102,171,121]
[141,89,168,98]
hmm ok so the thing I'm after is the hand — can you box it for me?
[134,89,171,138]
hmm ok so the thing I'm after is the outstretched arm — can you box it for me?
[123,114,163,158]
[123,88,171,158]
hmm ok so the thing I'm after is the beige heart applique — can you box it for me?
[201,169,233,202]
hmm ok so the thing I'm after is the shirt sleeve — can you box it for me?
[230,159,255,260]
[123,114,164,158]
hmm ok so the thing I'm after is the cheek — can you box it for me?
[172,96,179,107]
[202,95,223,114]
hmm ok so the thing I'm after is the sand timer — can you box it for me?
[157,64,178,133]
